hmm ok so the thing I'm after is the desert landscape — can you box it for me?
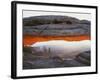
[23,15,91,69]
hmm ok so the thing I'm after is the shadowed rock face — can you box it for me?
[23,50,91,69]
[23,24,90,36]
[23,15,80,25]
[23,15,91,36]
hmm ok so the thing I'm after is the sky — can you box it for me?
[23,10,91,21]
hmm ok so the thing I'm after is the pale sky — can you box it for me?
[23,10,91,21]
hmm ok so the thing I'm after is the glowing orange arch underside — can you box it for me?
[23,35,90,45]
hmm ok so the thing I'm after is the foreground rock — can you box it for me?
[23,51,91,69]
